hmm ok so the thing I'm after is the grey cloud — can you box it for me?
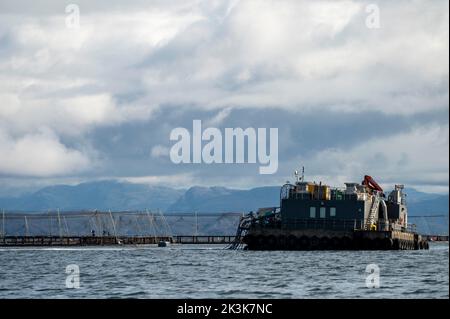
[82,106,448,186]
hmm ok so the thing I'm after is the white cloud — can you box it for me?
[0,92,156,137]
[0,129,91,176]
[205,107,232,126]
[2,0,446,121]
[298,124,449,189]
[150,145,170,158]
[135,0,448,114]
[120,172,194,188]
[0,6,202,135]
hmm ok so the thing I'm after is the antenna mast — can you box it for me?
[294,166,305,183]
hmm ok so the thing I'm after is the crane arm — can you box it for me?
[362,175,383,192]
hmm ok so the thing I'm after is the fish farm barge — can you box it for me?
[233,173,430,251]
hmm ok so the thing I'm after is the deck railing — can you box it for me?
[251,218,416,232]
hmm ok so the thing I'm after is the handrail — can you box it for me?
[250,217,417,232]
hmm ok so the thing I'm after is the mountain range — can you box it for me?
[0,180,447,214]
[0,180,447,234]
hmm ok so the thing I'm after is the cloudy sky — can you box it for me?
[0,0,448,195]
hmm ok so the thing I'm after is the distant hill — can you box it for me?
[1,181,447,214]
[403,188,445,204]
[407,194,448,235]
[167,186,281,213]
[0,181,184,211]
[407,194,449,215]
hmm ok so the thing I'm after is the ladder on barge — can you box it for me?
[227,213,253,250]
[365,193,381,230]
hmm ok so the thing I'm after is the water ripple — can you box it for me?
[0,242,448,298]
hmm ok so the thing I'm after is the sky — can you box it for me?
[0,0,448,195]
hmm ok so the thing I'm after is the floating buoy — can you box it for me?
[158,240,170,247]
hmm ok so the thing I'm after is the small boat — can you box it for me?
[158,240,170,247]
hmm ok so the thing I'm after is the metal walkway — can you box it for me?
[0,235,236,246]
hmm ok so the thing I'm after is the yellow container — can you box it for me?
[312,185,331,200]
[322,186,331,200]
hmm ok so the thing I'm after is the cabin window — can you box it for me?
[330,207,336,217]
[320,207,326,218]
[309,207,316,218]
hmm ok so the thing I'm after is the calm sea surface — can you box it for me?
[0,242,448,298]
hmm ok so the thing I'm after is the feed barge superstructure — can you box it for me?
[236,174,429,250]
